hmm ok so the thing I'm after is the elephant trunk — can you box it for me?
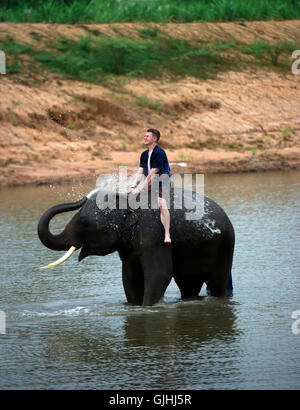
[37,197,87,251]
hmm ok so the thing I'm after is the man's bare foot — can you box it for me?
[164,235,171,243]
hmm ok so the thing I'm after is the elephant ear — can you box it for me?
[113,193,138,230]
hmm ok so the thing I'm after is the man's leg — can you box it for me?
[158,197,171,243]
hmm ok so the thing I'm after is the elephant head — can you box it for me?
[38,189,138,270]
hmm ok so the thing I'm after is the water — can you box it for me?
[0,170,299,390]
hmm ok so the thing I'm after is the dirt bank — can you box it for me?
[0,21,299,187]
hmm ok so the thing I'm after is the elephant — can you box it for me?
[37,187,235,306]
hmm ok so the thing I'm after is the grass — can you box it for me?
[0,33,298,84]
[3,157,16,166]
[120,135,128,151]
[0,35,33,73]
[177,152,193,161]
[280,125,294,140]
[134,96,173,116]
[1,0,300,23]
[17,33,232,81]
[241,40,297,67]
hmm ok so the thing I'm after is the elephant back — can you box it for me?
[85,187,234,244]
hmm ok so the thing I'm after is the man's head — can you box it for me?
[146,128,160,143]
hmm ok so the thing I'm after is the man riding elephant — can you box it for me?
[128,128,172,243]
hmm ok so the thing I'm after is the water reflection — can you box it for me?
[124,298,239,347]
[9,298,240,389]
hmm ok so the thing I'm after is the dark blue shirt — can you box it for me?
[139,145,171,177]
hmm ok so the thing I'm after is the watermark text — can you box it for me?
[291,50,300,74]
[291,310,300,335]
[0,310,6,334]
[94,167,204,221]
[0,50,6,75]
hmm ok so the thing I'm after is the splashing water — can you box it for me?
[89,168,137,197]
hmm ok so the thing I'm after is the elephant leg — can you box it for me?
[122,260,144,305]
[209,242,234,297]
[141,246,173,306]
[173,255,207,299]
[175,276,204,299]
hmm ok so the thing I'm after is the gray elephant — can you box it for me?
[38,188,234,306]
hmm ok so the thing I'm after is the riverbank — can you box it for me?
[1,146,300,187]
[0,21,299,186]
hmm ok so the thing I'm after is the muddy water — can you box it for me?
[0,170,299,390]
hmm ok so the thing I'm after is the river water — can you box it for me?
[0,170,299,390]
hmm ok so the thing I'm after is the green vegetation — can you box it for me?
[241,40,297,66]
[134,96,173,116]
[0,33,230,82]
[1,0,300,23]
[121,135,128,151]
[0,33,298,84]
[3,157,16,166]
[32,33,227,81]
[280,125,294,140]
[177,152,193,161]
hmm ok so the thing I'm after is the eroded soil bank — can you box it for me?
[0,21,299,187]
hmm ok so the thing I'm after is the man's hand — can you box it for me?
[129,188,140,195]
[128,186,136,194]
[127,168,144,194]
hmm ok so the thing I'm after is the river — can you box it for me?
[0,170,299,390]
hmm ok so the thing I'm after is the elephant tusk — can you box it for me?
[40,246,77,270]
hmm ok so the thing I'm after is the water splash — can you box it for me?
[95,168,136,194]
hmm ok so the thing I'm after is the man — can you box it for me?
[128,128,171,243]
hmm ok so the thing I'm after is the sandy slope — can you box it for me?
[0,21,299,186]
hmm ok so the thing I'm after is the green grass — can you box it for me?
[280,125,294,140]
[0,33,298,83]
[0,35,33,73]
[241,40,297,67]
[1,0,300,23]
[32,33,230,81]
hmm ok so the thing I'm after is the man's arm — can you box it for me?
[128,167,144,192]
[131,168,158,194]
